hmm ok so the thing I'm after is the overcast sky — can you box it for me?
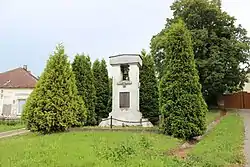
[0,0,249,76]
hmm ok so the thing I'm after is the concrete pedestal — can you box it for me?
[99,110,153,127]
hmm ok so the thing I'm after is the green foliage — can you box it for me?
[151,0,250,105]
[159,20,207,139]
[97,136,153,164]
[139,49,159,125]
[92,59,110,123]
[106,78,112,114]
[22,44,87,134]
[98,139,136,163]
[72,54,97,125]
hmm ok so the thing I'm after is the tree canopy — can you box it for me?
[159,20,207,139]
[92,59,109,122]
[106,78,112,115]
[139,49,159,125]
[22,44,87,133]
[151,0,250,105]
[72,54,96,125]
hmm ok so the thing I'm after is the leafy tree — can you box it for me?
[139,49,159,125]
[159,20,207,139]
[92,59,109,122]
[151,0,250,105]
[72,54,96,125]
[22,44,87,133]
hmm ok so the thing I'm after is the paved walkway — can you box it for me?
[239,109,250,167]
[0,128,29,139]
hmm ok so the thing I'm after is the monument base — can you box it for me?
[98,110,153,127]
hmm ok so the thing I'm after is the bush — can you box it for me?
[22,44,87,134]
[159,20,207,139]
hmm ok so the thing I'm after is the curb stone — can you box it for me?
[238,110,250,167]
[0,128,29,139]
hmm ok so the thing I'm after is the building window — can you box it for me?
[17,99,27,115]
[119,92,130,108]
[121,64,129,81]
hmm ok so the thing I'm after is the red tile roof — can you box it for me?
[0,67,38,88]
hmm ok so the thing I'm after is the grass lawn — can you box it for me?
[0,112,244,167]
[0,132,182,167]
[0,123,25,132]
[183,112,245,166]
[206,110,220,124]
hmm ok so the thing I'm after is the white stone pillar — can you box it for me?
[99,54,153,127]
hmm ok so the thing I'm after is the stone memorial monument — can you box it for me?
[99,54,153,127]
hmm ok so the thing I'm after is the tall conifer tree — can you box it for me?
[106,78,112,115]
[93,59,109,122]
[159,20,207,139]
[139,49,159,125]
[22,44,87,133]
[72,54,96,125]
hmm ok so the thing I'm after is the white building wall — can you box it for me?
[242,74,250,93]
[243,82,250,93]
[0,88,33,117]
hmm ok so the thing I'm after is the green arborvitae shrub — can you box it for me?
[159,20,207,140]
[139,49,159,125]
[72,54,97,125]
[92,59,101,121]
[21,44,87,134]
[106,78,112,115]
[92,59,109,123]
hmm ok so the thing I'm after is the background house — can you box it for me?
[243,75,250,93]
[0,65,37,117]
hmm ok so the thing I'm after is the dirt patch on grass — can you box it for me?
[166,147,189,159]
[166,139,197,159]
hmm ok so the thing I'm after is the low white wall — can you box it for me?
[0,88,33,117]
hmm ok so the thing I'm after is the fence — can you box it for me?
[70,116,160,133]
[100,116,162,129]
[219,91,250,109]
